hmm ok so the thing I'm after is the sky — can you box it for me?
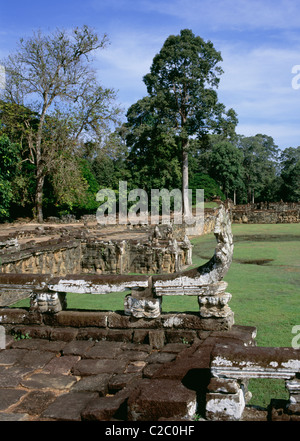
[1,0,300,150]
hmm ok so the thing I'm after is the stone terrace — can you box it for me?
[0,324,259,422]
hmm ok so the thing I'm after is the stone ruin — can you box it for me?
[0,202,299,421]
[232,201,300,224]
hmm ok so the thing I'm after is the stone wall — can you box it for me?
[232,201,300,224]
[0,224,192,278]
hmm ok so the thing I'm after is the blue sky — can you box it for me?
[1,0,300,150]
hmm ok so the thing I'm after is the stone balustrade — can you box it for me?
[207,344,300,420]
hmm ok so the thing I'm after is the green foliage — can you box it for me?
[189,173,224,202]
[279,146,300,201]
[0,135,20,220]
[207,140,245,199]
[237,134,279,203]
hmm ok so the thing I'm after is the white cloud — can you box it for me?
[141,0,300,31]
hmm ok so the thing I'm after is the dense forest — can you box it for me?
[0,27,299,222]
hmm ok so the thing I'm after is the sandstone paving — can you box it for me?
[21,373,78,390]
[41,391,99,421]
[0,336,195,421]
[0,324,276,421]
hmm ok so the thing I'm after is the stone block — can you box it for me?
[72,358,128,376]
[124,295,161,319]
[21,373,77,390]
[43,355,80,375]
[42,391,98,421]
[62,339,95,356]
[16,350,55,369]
[107,312,130,328]
[149,330,165,349]
[132,329,149,344]
[106,329,133,342]
[164,330,197,344]
[208,378,240,394]
[0,348,26,366]
[71,373,112,395]
[108,373,142,393]
[13,391,56,416]
[13,325,52,340]
[0,389,28,411]
[83,341,123,359]
[146,352,176,365]
[127,379,197,421]
[76,327,108,341]
[0,308,29,324]
[54,310,108,328]
[49,327,78,342]
[81,388,131,421]
[206,389,245,421]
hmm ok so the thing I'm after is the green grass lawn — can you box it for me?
[10,222,300,409]
[188,223,300,408]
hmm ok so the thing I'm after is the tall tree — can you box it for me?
[279,146,300,201]
[143,29,237,216]
[1,26,121,222]
[237,134,279,203]
[207,141,245,204]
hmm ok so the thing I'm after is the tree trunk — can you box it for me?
[35,173,45,223]
[182,139,190,220]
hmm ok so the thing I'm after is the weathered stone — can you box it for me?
[17,350,55,369]
[72,358,128,376]
[49,327,78,342]
[146,352,176,365]
[164,330,197,344]
[30,292,67,313]
[127,379,197,421]
[71,373,112,395]
[42,391,98,421]
[148,330,165,349]
[12,325,52,340]
[132,329,149,344]
[77,327,108,341]
[0,365,34,387]
[143,363,163,379]
[206,389,245,421]
[0,308,29,324]
[207,378,240,394]
[108,373,142,392]
[12,338,67,353]
[54,310,108,328]
[21,373,77,390]
[62,339,95,356]
[0,413,29,421]
[43,355,80,375]
[13,391,57,416]
[124,295,161,318]
[211,344,300,379]
[81,388,131,421]
[83,341,123,359]
[0,348,26,366]
[0,389,27,411]
[106,329,133,342]
[125,360,147,373]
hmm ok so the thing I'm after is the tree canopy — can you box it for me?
[0,28,298,223]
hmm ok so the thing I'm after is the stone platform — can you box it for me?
[0,323,265,422]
